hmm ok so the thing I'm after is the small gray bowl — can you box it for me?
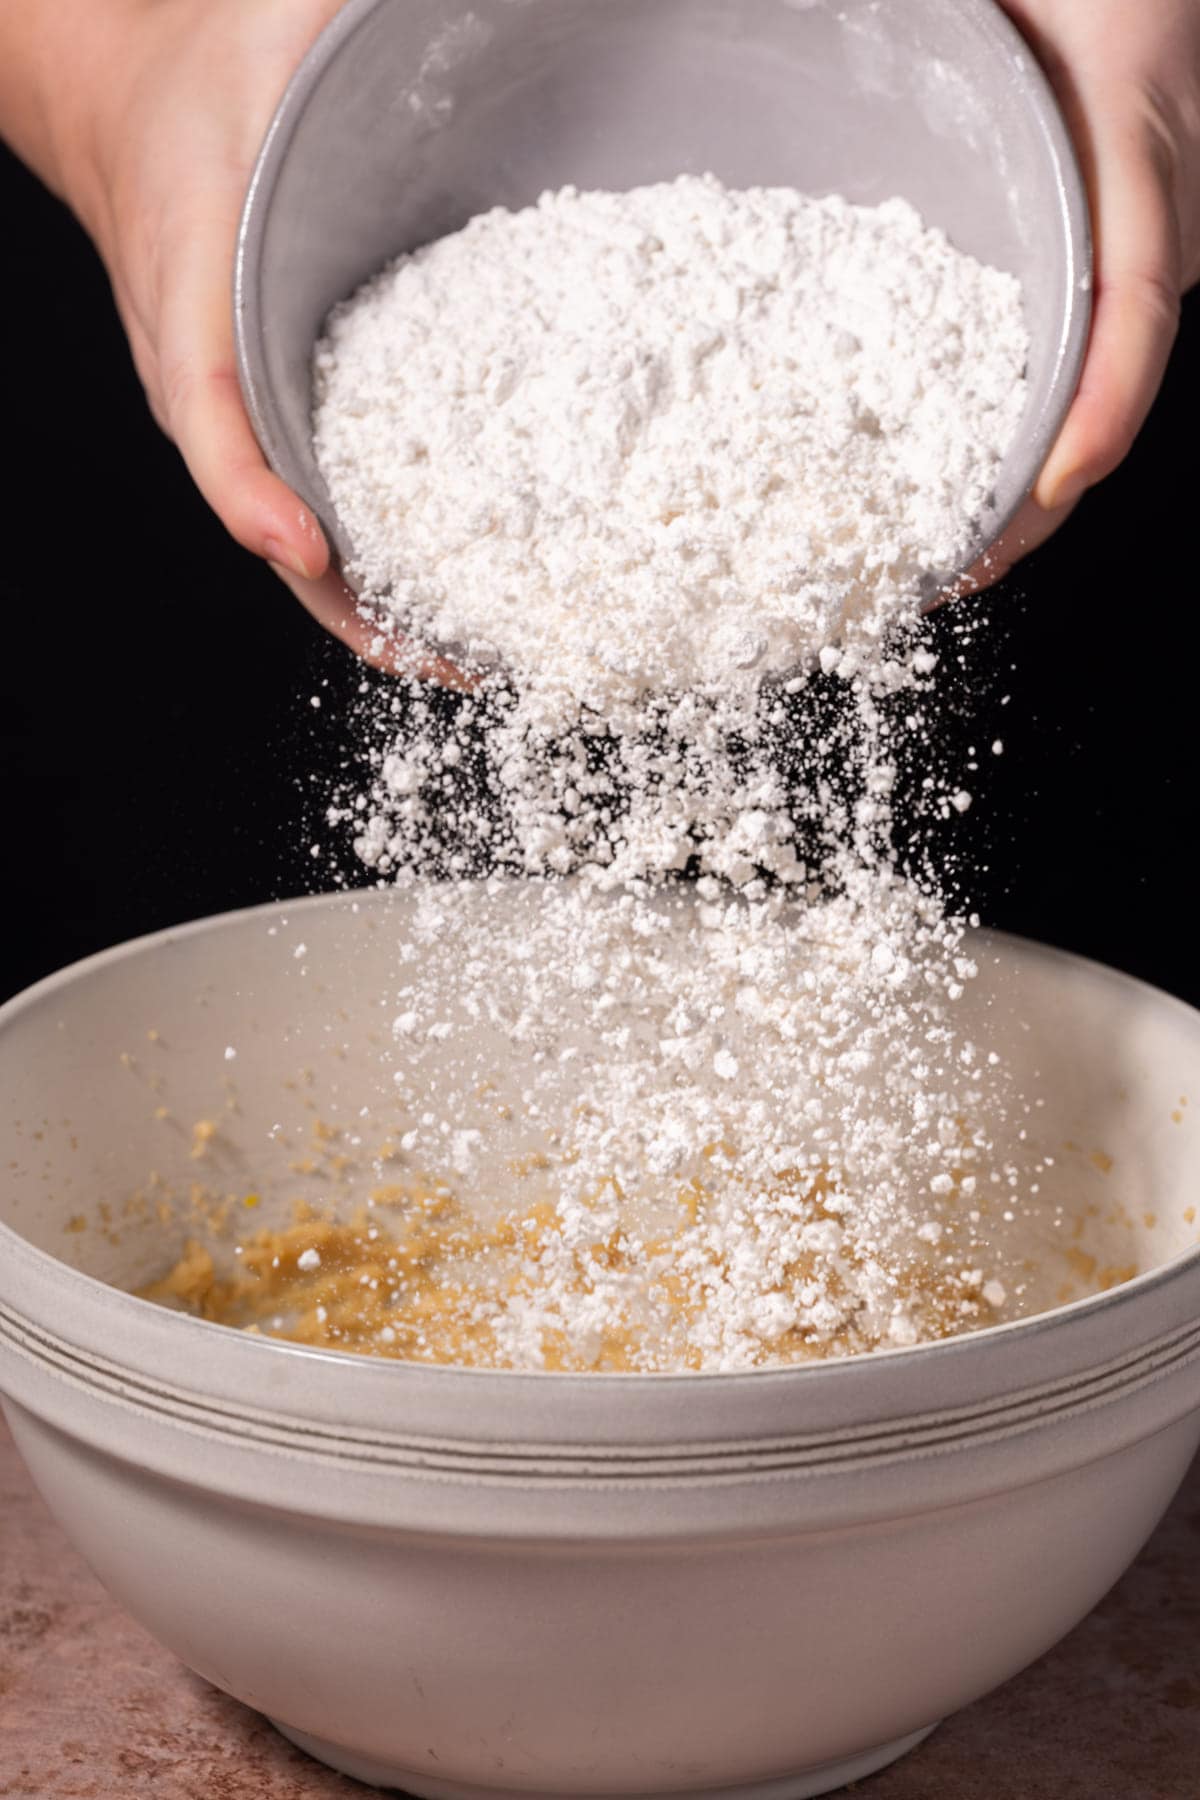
[235,0,1091,594]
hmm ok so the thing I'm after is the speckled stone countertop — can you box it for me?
[2,1416,1198,1800]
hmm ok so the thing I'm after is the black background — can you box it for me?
[2,141,1196,1009]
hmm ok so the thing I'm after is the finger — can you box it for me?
[270,564,478,691]
[157,215,329,580]
[1036,104,1181,511]
[109,271,170,434]
[948,490,1082,599]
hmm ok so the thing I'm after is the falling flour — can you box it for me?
[162,176,1039,1370]
[149,878,1049,1372]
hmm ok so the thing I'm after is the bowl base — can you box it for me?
[269,1719,938,1798]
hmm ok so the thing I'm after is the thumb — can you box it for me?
[157,207,329,580]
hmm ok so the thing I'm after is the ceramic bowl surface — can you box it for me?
[2,891,1199,1797]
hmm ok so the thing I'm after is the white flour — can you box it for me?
[314,175,1027,697]
[304,177,1034,1370]
[350,875,1037,1371]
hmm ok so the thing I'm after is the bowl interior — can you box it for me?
[2,891,1197,1342]
[237,0,1089,579]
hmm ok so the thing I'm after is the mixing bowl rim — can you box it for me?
[2,886,1198,1401]
[234,0,1092,587]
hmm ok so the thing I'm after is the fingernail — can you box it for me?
[264,536,310,580]
[1039,466,1091,515]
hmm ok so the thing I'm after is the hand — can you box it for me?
[7,4,1194,631]
[968,0,1200,588]
[1,0,447,669]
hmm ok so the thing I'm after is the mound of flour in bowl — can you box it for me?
[313,174,1027,695]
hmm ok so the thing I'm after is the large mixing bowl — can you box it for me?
[1,889,1199,1797]
[235,0,1091,590]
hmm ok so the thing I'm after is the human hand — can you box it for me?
[967,0,1200,589]
[2,0,464,672]
[10,3,1194,635]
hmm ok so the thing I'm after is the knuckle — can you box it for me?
[160,359,245,450]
